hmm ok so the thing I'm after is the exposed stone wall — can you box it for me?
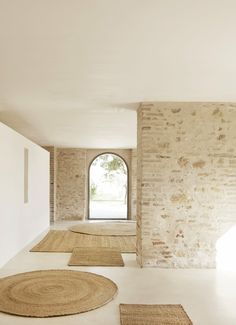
[137,102,236,268]
[56,149,86,220]
[131,149,137,220]
[55,148,135,221]
[43,146,57,223]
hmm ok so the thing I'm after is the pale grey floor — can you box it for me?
[89,200,127,219]
[0,221,236,324]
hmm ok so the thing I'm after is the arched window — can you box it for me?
[88,153,128,219]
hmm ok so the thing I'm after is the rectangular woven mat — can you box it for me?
[30,230,136,253]
[68,247,124,266]
[120,304,192,325]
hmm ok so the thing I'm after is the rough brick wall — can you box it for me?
[55,148,135,221]
[56,148,86,220]
[43,146,56,223]
[131,149,137,220]
[137,102,236,268]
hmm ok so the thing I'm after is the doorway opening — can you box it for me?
[88,153,128,220]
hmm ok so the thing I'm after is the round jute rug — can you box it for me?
[69,221,136,236]
[0,270,118,317]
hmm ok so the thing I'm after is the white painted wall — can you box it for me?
[0,122,49,268]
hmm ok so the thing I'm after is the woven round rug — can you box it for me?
[0,270,118,317]
[69,222,136,236]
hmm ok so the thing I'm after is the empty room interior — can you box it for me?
[1,1,236,324]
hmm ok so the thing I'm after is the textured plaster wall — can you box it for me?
[137,102,236,268]
[0,122,49,267]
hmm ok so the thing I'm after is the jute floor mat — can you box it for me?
[30,230,136,253]
[68,247,124,266]
[69,221,136,236]
[120,304,192,325]
[0,270,118,317]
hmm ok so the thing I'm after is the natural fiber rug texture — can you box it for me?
[120,304,192,325]
[0,270,118,317]
[30,230,136,253]
[68,247,124,266]
[69,221,136,236]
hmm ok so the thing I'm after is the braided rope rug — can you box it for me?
[68,247,124,266]
[120,304,192,325]
[69,221,136,236]
[0,270,118,317]
[30,230,136,253]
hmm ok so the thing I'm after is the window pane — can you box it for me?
[89,154,128,219]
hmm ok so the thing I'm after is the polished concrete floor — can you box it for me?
[1,222,236,324]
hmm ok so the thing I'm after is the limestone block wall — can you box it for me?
[137,102,236,268]
[56,149,86,220]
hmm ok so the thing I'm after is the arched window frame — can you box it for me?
[88,152,129,220]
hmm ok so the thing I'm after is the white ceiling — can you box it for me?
[1,0,236,148]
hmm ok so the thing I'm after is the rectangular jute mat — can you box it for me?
[68,247,124,266]
[120,304,192,325]
[30,230,136,253]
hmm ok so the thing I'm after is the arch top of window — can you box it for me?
[89,153,128,171]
